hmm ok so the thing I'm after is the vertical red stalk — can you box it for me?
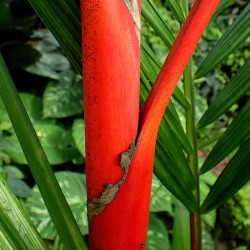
[81,0,220,249]
[81,1,143,249]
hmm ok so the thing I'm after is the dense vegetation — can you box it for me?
[0,0,249,249]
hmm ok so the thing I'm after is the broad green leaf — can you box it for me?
[26,52,70,79]
[35,122,82,165]
[201,100,250,174]
[72,119,85,158]
[7,177,32,199]
[172,201,191,250]
[0,54,87,249]
[26,172,88,239]
[20,93,43,123]
[27,0,82,74]
[2,165,25,179]
[202,226,214,250]
[196,3,250,78]
[150,175,173,214]
[233,247,247,250]
[0,174,47,249]
[165,0,185,24]
[201,137,250,214]
[0,97,15,131]
[1,122,82,165]
[43,70,83,118]
[1,166,32,198]
[198,59,250,128]
[147,213,171,250]
[0,135,27,164]
[0,93,42,130]
[142,0,175,49]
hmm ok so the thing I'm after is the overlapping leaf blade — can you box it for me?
[142,0,175,49]
[0,174,47,249]
[201,137,250,213]
[154,143,196,214]
[200,100,250,174]
[196,3,250,78]
[165,0,185,24]
[198,59,250,128]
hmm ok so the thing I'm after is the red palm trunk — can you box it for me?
[81,1,143,249]
[81,0,220,249]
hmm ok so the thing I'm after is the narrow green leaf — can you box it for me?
[155,143,196,214]
[0,54,87,250]
[158,119,195,189]
[166,104,193,154]
[27,0,82,74]
[201,137,250,214]
[0,212,28,250]
[141,40,191,111]
[196,4,250,78]
[0,174,47,249]
[214,0,237,17]
[201,100,250,174]
[172,201,191,250]
[165,0,185,24]
[142,0,175,49]
[198,59,250,128]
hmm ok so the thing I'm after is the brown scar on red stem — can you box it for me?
[123,0,141,42]
[87,141,138,222]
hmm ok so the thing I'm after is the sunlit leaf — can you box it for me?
[26,172,88,239]
[43,70,83,118]
[150,175,173,214]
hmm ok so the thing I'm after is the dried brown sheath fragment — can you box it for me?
[87,143,137,222]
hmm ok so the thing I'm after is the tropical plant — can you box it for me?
[0,0,249,249]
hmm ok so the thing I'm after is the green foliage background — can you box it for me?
[0,0,249,249]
